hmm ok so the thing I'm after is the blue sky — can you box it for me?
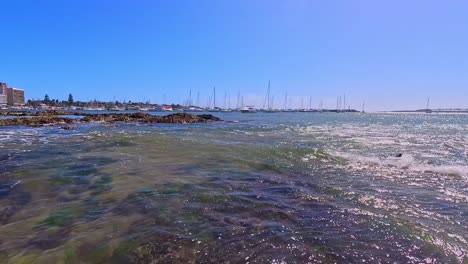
[1,0,467,110]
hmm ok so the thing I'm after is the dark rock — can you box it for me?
[0,116,76,127]
[82,113,222,124]
[197,114,222,122]
[0,111,30,116]
[0,113,221,127]
[36,110,68,116]
[156,113,221,124]
[129,112,150,119]
[395,153,403,158]
[35,110,82,116]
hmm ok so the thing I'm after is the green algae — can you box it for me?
[35,207,84,229]
[155,183,192,194]
[195,229,215,241]
[63,241,81,263]
[89,175,113,195]
[180,209,205,223]
[87,244,113,263]
[5,253,40,264]
[110,240,140,262]
[196,193,232,203]
[36,211,74,228]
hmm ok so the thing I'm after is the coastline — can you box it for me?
[0,111,222,127]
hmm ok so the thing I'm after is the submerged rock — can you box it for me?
[0,181,31,225]
[0,180,22,198]
[61,125,74,130]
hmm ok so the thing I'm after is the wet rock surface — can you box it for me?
[0,112,221,127]
[60,125,74,130]
[0,116,76,127]
[34,110,82,116]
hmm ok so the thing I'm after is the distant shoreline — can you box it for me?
[382,109,468,114]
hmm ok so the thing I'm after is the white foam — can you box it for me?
[324,151,468,180]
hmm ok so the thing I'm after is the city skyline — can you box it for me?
[1,0,468,111]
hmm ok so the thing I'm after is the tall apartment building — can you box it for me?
[0,82,7,95]
[0,95,6,105]
[0,82,25,106]
[7,87,25,106]
[0,82,8,105]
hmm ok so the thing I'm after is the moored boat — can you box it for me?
[240,106,256,113]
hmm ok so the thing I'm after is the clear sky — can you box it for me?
[1,0,467,110]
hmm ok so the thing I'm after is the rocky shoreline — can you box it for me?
[0,111,221,127]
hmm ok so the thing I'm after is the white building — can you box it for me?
[0,95,6,105]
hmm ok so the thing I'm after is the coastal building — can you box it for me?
[7,87,25,106]
[0,82,8,105]
[0,82,7,95]
[0,82,26,106]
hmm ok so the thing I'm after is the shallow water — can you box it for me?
[0,112,467,263]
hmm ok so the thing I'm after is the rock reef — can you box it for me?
[0,112,221,127]
[0,116,76,127]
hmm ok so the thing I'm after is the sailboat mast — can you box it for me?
[267,80,271,109]
[188,89,192,106]
[284,92,288,110]
[343,94,346,111]
[224,92,227,109]
[214,86,217,109]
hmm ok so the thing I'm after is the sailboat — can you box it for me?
[425,98,432,113]
[264,81,276,113]
[209,86,222,112]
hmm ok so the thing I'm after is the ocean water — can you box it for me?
[0,112,467,263]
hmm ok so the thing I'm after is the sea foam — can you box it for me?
[325,151,468,180]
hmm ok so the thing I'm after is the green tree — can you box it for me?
[68,94,74,105]
[44,94,50,104]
